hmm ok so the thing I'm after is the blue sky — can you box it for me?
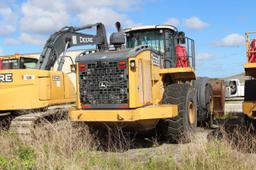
[0,0,253,78]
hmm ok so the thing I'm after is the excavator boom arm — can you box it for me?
[36,23,108,71]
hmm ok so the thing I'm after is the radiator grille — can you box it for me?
[79,60,128,107]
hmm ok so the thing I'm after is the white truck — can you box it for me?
[225,79,244,100]
[224,79,244,113]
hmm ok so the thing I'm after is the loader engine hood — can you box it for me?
[77,49,131,109]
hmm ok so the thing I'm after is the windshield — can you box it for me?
[126,30,165,53]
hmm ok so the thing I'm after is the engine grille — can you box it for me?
[79,60,128,107]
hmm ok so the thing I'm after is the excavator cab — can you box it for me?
[0,55,38,70]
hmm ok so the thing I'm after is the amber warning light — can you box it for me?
[79,64,87,71]
[118,61,126,69]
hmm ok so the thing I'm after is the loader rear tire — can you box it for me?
[159,83,197,143]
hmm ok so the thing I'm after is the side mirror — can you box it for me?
[178,32,186,44]
[70,64,76,73]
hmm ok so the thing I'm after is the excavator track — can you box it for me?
[0,112,15,130]
[9,107,68,142]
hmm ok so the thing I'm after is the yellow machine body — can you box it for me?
[243,32,256,119]
[0,53,37,60]
[0,55,75,111]
[69,49,195,131]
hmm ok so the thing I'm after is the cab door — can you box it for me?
[138,58,152,106]
[50,71,65,100]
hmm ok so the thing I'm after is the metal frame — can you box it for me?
[185,37,196,69]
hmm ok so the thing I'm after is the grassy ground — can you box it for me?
[0,120,255,170]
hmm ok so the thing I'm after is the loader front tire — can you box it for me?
[159,83,197,143]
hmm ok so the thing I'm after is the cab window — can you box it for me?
[21,57,38,69]
[126,30,165,53]
[1,59,19,69]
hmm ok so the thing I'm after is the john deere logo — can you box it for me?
[0,73,13,83]
[80,37,93,43]
[99,81,109,89]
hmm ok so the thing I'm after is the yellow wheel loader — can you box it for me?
[69,23,199,142]
[0,23,109,138]
[243,32,256,128]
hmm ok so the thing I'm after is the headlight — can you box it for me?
[130,60,136,69]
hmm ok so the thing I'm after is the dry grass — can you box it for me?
[0,119,256,170]
[176,129,255,170]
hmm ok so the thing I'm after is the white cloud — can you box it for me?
[20,0,69,34]
[0,0,142,46]
[184,16,209,30]
[4,37,20,45]
[215,33,245,47]
[0,25,15,35]
[165,18,180,27]
[68,0,141,11]
[4,33,45,46]
[77,7,138,28]
[20,33,45,46]
[197,53,215,61]
[19,0,141,34]
[0,6,16,35]
[0,6,17,22]
[70,0,143,28]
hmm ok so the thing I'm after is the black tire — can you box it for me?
[244,114,256,132]
[194,78,214,128]
[158,83,197,143]
[204,84,214,128]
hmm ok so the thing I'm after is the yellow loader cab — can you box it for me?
[0,54,75,111]
[243,32,256,124]
[69,23,197,142]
